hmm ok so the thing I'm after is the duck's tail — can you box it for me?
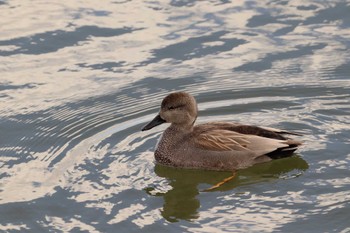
[266,139,302,160]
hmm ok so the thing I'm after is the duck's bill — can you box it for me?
[141,114,166,131]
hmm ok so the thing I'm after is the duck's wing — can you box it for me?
[195,129,299,156]
[259,126,303,136]
[197,122,302,140]
[195,130,251,151]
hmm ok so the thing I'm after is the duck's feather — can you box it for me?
[259,126,303,136]
[195,129,300,156]
[196,130,250,151]
[197,122,302,140]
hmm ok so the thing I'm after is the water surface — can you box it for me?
[1,0,350,232]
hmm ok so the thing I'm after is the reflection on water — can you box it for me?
[1,0,350,232]
[149,156,308,222]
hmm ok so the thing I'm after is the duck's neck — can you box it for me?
[168,123,194,133]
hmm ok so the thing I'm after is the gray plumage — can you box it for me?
[142,92,302,171]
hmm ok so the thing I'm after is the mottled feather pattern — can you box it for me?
[142,92,303,171]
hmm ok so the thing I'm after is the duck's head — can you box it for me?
[141,92,198,131]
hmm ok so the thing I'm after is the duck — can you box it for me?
[142,91,302,173]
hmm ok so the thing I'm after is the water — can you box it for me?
[1,0,349,232]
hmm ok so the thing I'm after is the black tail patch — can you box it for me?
[266,145,298,159]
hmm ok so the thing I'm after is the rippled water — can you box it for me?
[1,0,350,232]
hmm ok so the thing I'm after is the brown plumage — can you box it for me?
[142,92,302,171]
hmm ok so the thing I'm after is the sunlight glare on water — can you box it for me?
[0,0,350,232]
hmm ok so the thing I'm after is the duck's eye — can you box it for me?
[168,104,185,110]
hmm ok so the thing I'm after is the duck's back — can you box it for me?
[194,122,302,159]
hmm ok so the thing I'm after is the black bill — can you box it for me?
[141,114,166,131]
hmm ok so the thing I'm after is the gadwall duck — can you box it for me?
[142,92,302,172]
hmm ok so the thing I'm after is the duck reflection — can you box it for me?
[146,155,308,222]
